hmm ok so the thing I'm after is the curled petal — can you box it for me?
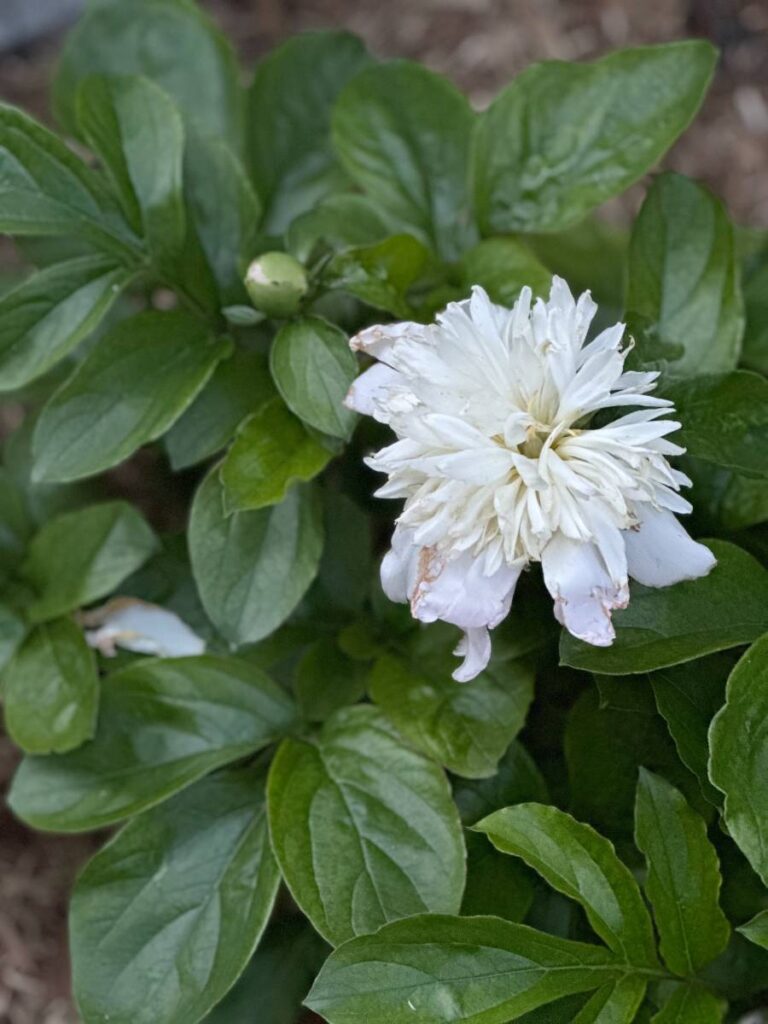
[541,534,628,647]
[624,504,716,587]
[452,627,492,683]
[349,321,425,362]
[409,547,522,631]
[82,598,206,658]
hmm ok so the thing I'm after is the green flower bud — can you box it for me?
[244,251,308,319]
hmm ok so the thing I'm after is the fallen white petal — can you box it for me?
[82,598,206,658]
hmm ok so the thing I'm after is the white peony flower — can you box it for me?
[345,277,716,682]
[81,598,206,658]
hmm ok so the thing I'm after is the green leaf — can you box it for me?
[184,133,261,304]
[332,60,476,259]
[220,398,332,513]
[0,103,136,258]
[313,490,372,614]
[683,457,768,533]
[270,316,357,440]
[0,255,134,392]
[560,540,768,674]
[54,0,242,147]
[2,617,98,755]
[189,469,323,645]
[32,310,228,483]
[454,743,547,924]
[462,237,552,305]
[202,918,329,1024]
[565,686,696,840]
[286,194,390,263]
[710,633,768,885]
[472,42,716,234]
[306,914,625,1024]
[475,803,658,967]
[742,244,768,375]
[76,75,186,270]
[267,705,465,945]
[70,766,279,1024]
[649,654,731,805]
[325,234,431,317]
[22,500,157,623]
[247,31,372,232]
[650,985,725,1023]
[627,173,743,376]
[8,655,295,832]
[572,978,647,1024]
[165,350,275,471]
[661,372,768,477]
[634,769,729,975]
[295,639,365,722]
[0,604,26,673]
[368,649,534,779]
[737,909,768,950]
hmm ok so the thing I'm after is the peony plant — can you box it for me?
[1,2,768,1022]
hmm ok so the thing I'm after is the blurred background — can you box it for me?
[0,1,766,1022]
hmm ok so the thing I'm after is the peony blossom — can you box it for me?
[81,598,206,658]
[345,277,715,682]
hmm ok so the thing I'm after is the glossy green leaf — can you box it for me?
[0,103,136,258]
[189,469,323,645]
[2,617,98,754]
[54,0,242,146]
[267,705,465,945]
[202,918,329,1024]
[220,398,332,513]
[572,978,647,1024]
[332,61,476,258]
[710,633,768,885]
[649,654,731,805]
[565,686,696,840]
[462,237,552,305]
[325,234,430,317]
[742,244,768,375]
[32,310,228,482]
[286,194,389,263]
[0,604,26,674]
[77,74,186,269]
[472,42,716,234]
[313,490,372,614]
[270,316,357,440]
[455,743,547,923]
[8,655,295,832]
[164,350,275,471]
[737,909,768,950]
[248,31,371,232]
[184,133,261,304]
[627,173,743,375]
[650,985,725,1023]
[70,766,279,1024]
[634,769,729,975]
[295,639,365,722]
[22,500,157,622]
[306,914,624,1024]
[369,649,534,779]
[560,541,768,674]
[684,456,768,533]
[475,803,658,967]
[0,255,134,392]
[662,372,768,477]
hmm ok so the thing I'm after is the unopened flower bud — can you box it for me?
[244,251,308,319]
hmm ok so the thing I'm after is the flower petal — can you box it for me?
[82,598,206,658]
[410,548,522,630]
[452,627,492,683]
[624,504,716,587]
[541,533,628,646]
[344,362,402,422]
[349,321,425,362]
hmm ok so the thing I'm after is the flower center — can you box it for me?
[519,424,552,459]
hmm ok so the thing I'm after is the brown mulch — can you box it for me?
[0,2,766,1022]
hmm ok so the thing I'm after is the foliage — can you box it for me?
[1,5,767,1023]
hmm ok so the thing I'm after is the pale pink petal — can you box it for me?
[624,504,716,587]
